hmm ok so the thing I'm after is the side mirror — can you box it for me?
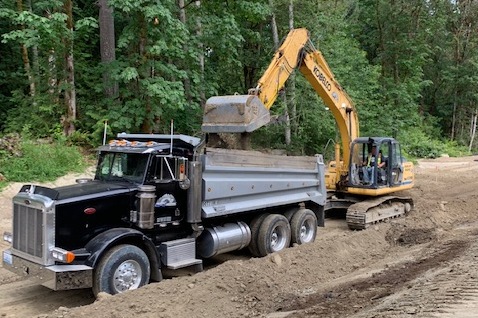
[176,158,190,189]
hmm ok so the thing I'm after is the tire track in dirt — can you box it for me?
[352,229,478,317]
[272,229,478,318]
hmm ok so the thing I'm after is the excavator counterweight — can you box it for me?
[202,95,270,133]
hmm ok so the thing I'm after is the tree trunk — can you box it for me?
[178,0,193,104]
[16,0,36,98]
[43,4,58,103]
[196,1,205,107]
[269,0,290,146]
[138,14,154,133]
[63,0,76,136]
[451,92,457,141]
[98,0,118,98]
[286,0,296,145]
[469,108,477,151]
[269,0,279,50]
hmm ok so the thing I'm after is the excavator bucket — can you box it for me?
[201,95,271,133]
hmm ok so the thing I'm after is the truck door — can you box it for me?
[146,156,187,225]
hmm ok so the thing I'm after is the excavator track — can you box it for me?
[346,196,413,230]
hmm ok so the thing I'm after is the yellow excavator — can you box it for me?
[201,28,414,229]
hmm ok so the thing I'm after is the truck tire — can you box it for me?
[248,213,270,257]
[290,209,317,245]
[93,244,150,296]
[284,207,299,222]
[257,214,291,257]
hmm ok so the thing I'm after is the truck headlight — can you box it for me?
[3,232,12,243]
[51,247,75,263]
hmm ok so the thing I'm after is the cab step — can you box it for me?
[159,238,203,271]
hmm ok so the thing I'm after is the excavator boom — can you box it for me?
[202,28,358,173]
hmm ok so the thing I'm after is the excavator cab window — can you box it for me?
[349,139,396,188]
[349,142,368,186]
[376,142,389,186]
[390,142,404,185]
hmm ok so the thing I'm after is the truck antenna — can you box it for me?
[103,120,108,145]
[170,119,174,155]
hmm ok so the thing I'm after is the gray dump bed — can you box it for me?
[201,148,326,218]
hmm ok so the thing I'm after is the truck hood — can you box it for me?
[55,181,137,202]
[19,181,137,203]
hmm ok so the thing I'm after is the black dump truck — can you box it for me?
[2,133,326,296]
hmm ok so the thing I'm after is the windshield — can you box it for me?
[95,152,149,184]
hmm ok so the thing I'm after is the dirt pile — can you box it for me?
[385,224,436,246]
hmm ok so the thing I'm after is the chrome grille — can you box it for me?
[13,203,43,257]
[11,191,55,265]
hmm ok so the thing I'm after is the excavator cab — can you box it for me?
[349,137,411,190]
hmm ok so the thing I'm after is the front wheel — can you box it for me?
[93,244,150,296]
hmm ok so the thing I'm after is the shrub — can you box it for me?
[0,138,88,184]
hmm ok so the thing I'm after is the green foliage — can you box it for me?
[442,141,470,157]
[0,139,88,184]
[4,90,63,137]
[0,0,478,157]
[0,9,69,49]
[400,132,470,159]
[400,129,445,159]
[397,122,471,159]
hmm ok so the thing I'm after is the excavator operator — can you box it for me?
[362,145,385,185]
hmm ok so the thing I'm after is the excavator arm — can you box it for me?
[202,28,359,178]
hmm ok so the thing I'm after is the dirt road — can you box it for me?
[1,156,478,318]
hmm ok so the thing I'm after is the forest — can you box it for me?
[1,0,477,160]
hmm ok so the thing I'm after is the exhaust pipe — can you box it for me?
[136,185,156,229]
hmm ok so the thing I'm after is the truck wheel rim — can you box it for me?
[300,218,315,243]
[113,260,142,292]
[270,225,288,252]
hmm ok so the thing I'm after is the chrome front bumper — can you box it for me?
[2,249,93,290]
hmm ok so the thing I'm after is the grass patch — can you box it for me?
[0,140,89,189]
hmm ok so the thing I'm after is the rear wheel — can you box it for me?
[93,244,150,296]
[290,209,317,245]
[248,213,270,257]
[257,214,291,257]
[284,207,299,222]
